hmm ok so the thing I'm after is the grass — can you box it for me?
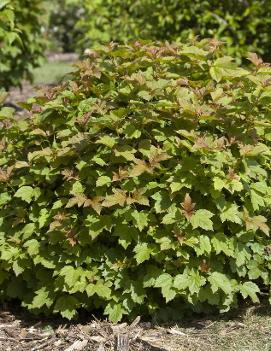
[166,305,271,351]
[32,60,75,85]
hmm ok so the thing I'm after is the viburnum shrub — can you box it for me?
[0,41,271,322]
[0,0,45,89]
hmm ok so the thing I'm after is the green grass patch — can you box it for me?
[33,61,75,85]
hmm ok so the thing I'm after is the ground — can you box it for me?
[0,304,271,351]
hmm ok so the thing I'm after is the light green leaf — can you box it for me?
[96,135,117,148]
[151,191,171,213]
[208,272,232,295]
[96,175,111,187]
[250,190,265,211]
[154,273,176,302]
[194,236,211,256]
[173,273,189,291]
[32,287,54,309]
[220,203,242,224]
[105,302,124,323]
[59,266,81,287]
[23,239,40,256]
[0,192,11,206]
[190,209,214,231]
[134,242,153,264]
[13,261,24,276]
[131,210,148,231]
[239,282,260,303]
[187,269,206,294]
[86,282,111,299]
[211,233,234,256]
[14,186,34,203]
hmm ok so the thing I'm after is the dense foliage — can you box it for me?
[77,0,271,59]
[0,0,45,89]
[0,41,271,322]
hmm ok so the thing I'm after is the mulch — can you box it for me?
[0,306,196,351]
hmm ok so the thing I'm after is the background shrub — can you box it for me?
[0,0,46,90]
[77,0,271,59]
[47,0,84,53]
[0,41,271,322]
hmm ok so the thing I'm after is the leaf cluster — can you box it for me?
[0,40,271,322]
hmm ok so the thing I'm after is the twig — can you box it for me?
[115,334,130,351]
[64,339,88,351]
[31,338,52,351]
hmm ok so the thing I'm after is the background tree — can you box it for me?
[0,0,46,90]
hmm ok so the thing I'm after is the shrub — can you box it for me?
[0,41,271,322]
[77,0,271,59]
[0,0,46,90]
[47,0,84,53]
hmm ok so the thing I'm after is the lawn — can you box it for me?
[32,60,76,85]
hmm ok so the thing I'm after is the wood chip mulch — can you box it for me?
[0,307,198,351]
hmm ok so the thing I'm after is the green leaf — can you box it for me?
[134,242,153,264]
[173,273,189,291]
[250,190,265,211]
[32,287,54,309]
[131,210,148,232]
[71,181,84,195]
[154,273,176,302]
[0,192,11,206]
[162,206,177,224]
[143,266,161,288]
[0,0,10,10]
[211,233,234,256]
[187,269,206,295]
[123,123,141,139]
[151,191,171,213]
[54,296,79,320]
[213,177,226,191]
[13,261,24,276]
[138,90,152,101]
[114,145,136,161]
[105,302,124,323]
[23,239,40,256]
[194,236,211,256]
[38,208,50,229]
[86,282,111,299]
[239,282,260,303]
[190,209,214,231]
[220,203,242,224]
[59,266,81,287]
[96,175,111,187]
[14,186,34,203]
[208,272,232,295]
[96,135,117,148]
[113,224,138,249]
